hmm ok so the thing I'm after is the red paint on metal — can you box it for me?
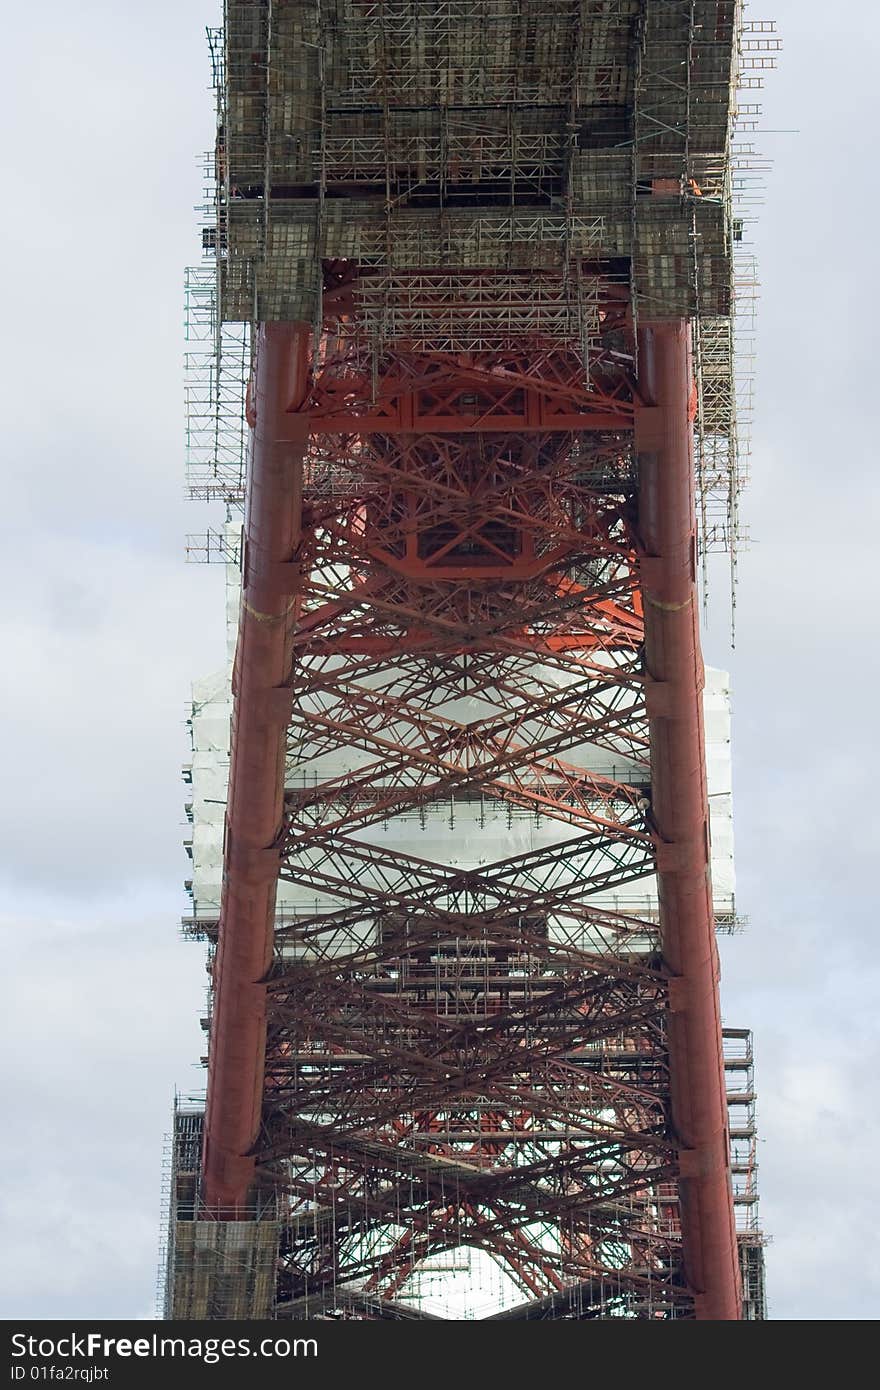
[202,322,312,1214]
[636,320,741,1320]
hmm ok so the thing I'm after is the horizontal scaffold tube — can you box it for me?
[636,321,742,1320]
[202,322,311,1214]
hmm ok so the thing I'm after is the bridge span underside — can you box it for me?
[166,1,765,1321]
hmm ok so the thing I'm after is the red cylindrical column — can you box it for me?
[202,322,312,1213]
[636,320,741,1320]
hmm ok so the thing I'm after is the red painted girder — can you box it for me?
[313,405,630,434]
[309,349,632,433]
[635,320,741,1320]
[202,322,311,1214]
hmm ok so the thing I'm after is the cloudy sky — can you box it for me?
[1,0,877,1321]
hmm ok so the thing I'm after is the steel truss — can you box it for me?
[200,262,740,1318]
[267,303,686,1313]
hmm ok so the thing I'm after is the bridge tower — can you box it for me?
[165,1,770,1321]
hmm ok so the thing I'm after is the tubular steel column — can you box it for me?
[636,320,741,1320]
[202,322,312,1214]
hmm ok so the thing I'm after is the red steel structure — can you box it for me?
[166,0,768,1321]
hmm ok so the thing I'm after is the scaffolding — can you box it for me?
[161,1104,281,1319]
[184,266,250,503]
[189,1,777,566]
[160,1029,764,1319]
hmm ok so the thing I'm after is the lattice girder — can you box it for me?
[232,289,698,1317]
